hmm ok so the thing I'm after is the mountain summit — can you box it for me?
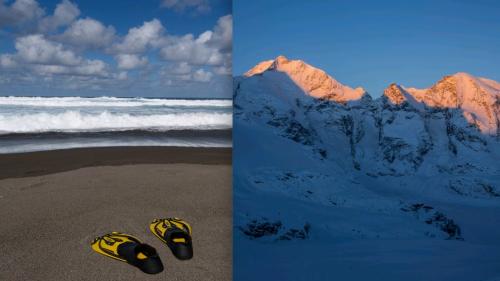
[383,83,410,105]
[242,56,499,135]
[383,72,500,134]
[244,55,366,102]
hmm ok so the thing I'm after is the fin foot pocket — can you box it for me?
[91,232,164,274]
[150,218,194,260]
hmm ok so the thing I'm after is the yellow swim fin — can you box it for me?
[91,232,164,274]
[149,218,193,260]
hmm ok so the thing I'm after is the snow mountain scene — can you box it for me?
[234,56,500,281]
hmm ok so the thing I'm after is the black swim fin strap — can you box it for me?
[117,242,164,274]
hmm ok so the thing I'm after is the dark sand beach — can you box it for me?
[0,147,232,281]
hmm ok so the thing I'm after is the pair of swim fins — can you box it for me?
[91,218,193,274]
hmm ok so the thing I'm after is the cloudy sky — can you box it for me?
[0,0,231,97]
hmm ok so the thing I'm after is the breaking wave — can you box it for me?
[0,111,232,134]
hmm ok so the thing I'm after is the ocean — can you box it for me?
[0,96,232,153]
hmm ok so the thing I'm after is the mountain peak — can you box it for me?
[244,56,366,102]
[383,83,408,105]
[402,72,500,134]
[451,72,475,79]
[274,55,289,64]
[244,55,294,76]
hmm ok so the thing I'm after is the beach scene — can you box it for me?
[0,0,232,280]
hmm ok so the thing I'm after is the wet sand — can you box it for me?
[0,146,231,179]
[0,147,232,281]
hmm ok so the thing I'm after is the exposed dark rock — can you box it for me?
[239,219,282,239]
[278,223,311,241]
[240,219,312,242]
[401,203,463,240]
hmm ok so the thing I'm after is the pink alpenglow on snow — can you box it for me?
[245,56,500,135]
[384,72,500,135]
[245,55,366,102]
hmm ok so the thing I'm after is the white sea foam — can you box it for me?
[0,96,232,107]
[0,139,231,154]
[0,96,232,151]
[0,111,232,134]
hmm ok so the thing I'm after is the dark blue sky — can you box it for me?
[234,0,500,96]
[0,0,231,97]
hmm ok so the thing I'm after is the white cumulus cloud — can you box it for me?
[60,17,116,49]
[0,54,18,68]
[30,59,107,77]
[207,15,232,51]
[0,0,45,29]
[170,62,192,75]
[159,33,222,65]
[161,63,213,84]
[1,34,110,79]
[159,15,231,68]
[15,34,81,65]
[39,0,80,32]
[192,68,212,82]
[115,54,148,70]
[113,19,164,54]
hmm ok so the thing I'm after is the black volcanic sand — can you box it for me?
[0,146,231,179]
[0,147,232,281]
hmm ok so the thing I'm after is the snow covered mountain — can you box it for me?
[393,73,500,135]
[234,56,500,281]
[244,55,366,102]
